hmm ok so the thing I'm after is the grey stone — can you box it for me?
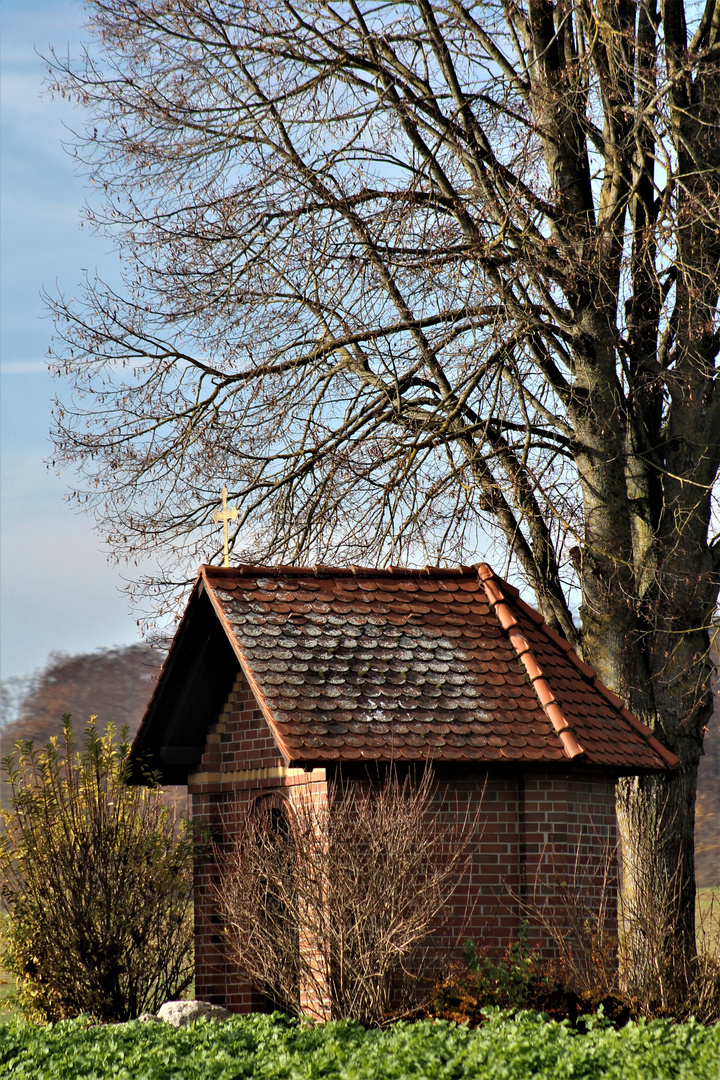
[157,1000,232,1027]
[137,1012,161,1023]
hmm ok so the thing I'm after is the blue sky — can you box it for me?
[0,2,153,681]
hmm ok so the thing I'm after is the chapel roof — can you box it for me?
[130,563,678,780]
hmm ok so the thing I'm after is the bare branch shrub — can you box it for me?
[217,770,480,1025]
[509,831,720,1022]
[0,717,194,1022]
[506,836,620,1002]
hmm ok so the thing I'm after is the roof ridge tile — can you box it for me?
[203,562,482,581]
[474,562,520,597]
[503,579,680,774]
[478,566,584,760]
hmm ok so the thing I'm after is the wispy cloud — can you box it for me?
[0,360,50,375]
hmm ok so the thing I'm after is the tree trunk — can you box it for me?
[583,586,715,1003]
[616,765,699,1007]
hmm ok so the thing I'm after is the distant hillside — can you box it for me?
[1,644,163,758]
[0,644,174,816]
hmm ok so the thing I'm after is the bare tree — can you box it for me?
[1,645,163,753]
[216,771,479,1024]
[46,1,719,977]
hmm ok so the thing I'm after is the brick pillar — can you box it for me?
[191,789,264,1012]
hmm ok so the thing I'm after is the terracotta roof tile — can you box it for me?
[180,562,679,773]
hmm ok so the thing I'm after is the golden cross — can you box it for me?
[213,486,238,567]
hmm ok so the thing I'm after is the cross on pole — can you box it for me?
[213,486,238,567]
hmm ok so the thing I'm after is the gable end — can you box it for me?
[129,589,241,783]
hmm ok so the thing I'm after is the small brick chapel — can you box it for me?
[129,562,677,1013]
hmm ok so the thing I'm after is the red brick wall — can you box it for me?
[407,772,617,961]
[403,768,617,963]
[510,772,618,957]
[189,672,618,1011]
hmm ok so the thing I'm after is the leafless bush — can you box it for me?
[216,770,481,1025]
[506,837,620,1001]
[509,832,720,1022]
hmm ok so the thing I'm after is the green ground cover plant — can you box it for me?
[0,1012,718,1080]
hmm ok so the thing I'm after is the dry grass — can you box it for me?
[697,888,720,952]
